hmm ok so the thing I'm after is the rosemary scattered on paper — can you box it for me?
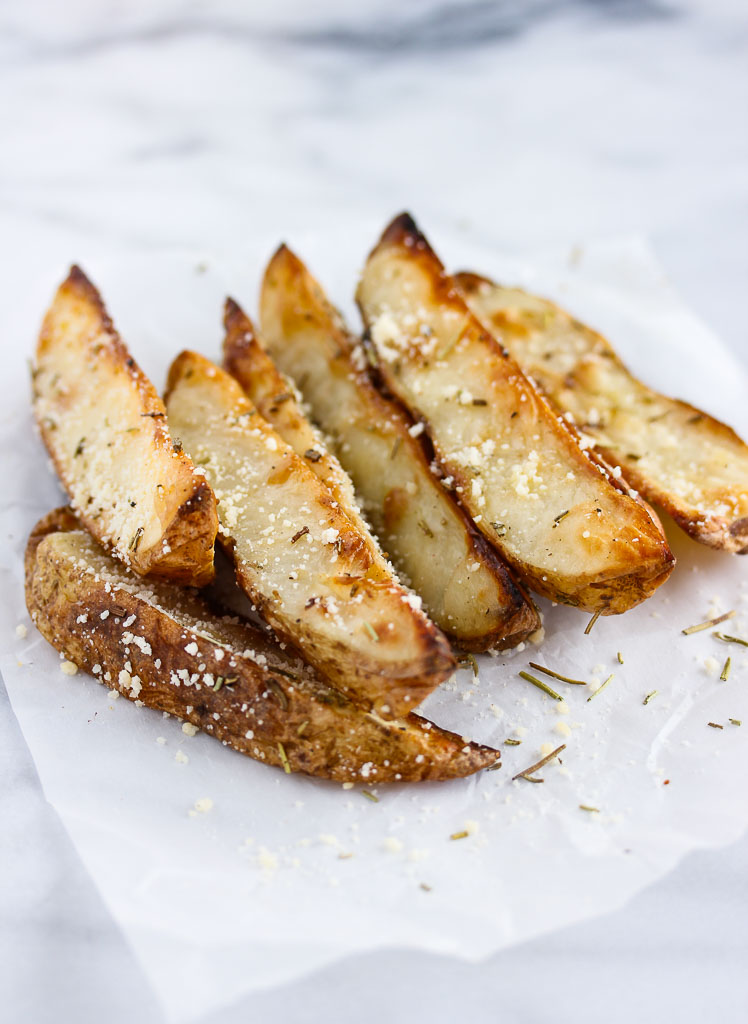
[720,657,731,682]
[682,610,735,635]
[458,653,479,677]
[617,651,624,665]
[512,744,566,783]
[504,738,521,747]
[707,722,723,730]
[579,805,600,813]
[362,790,379,803]
[450,830,469,840]
[643,690,658,705]
[518,670,563,702]
[714,632,748,647]
[587,674,614,702]
[528,661,587,686]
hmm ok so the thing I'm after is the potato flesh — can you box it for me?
[34,269,216,580]
[458,280,748,552]
[357,226,673,611]
[166,354,454,716]
[222,308,388,570]
[258,255,539,648]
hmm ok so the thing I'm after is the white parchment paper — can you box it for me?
[1,231,747,1023]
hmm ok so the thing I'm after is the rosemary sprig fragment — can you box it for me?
[584,609,602,635]
[362,790,379,803]
[363,621,380,643]
[579,805,599,813]
[643,690,658,705]
[419,882,432,892]
[512,743,566,782]
[682,610,735,635]
[714,632,748,648]
[504,738,521,747]
[708,722,723,730]
[450,830,469,840]
[277,742,291,774]
[390,437,401,460]
[617,651,624,665]
[587,673,614,702]
[552,510,569,528]
[528,661,587,686]
[518,670,563,702]
[458,653,479,677]
[720,657,731,682]
[729,718,742,727]
[290,525,309,544]
[486,760,502,771]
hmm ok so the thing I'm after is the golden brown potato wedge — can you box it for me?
[33,266,218,585]
[222,297,387,566]
[257,245,540,650]
[25,508,497,782]
[165,350,455,718]
[456,274,748,554]
[356,215,675,615]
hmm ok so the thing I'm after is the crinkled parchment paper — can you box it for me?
[1,232,747,1023]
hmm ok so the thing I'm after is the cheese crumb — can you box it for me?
[60,660,78,676]
[15,624,27,639]
[555,721,572,738]
[382,837,404,853]
[182,722,199,737]
[704,656,720,677]
[175,749,189,764]
[193,797,213,814]
[156,736,166,745]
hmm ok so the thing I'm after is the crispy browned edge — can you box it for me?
[164,349,457,719]
[455,271,748,555]
[358,214,675,615]
[255,244,541,651]
[33,266,219,585]
[24,507,499,782]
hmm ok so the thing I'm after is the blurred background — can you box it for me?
[1,0,746,349]
[2,2,747,1022]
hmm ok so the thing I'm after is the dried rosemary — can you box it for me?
[528,661,587,686]
[512,743,566,782]
[518,670,563,702]
[682,610,735,635]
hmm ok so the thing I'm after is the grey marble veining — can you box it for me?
[1,1,747,1021]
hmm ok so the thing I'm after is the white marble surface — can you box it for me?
[1,1,747,1021]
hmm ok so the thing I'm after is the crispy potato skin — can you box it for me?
[165,351,455,718]
[33,266,218,585]
[222,297,388,568]
[456,273,748,555]
[24,509,497,782]
[257,245,540,651]
[356,215,674,615]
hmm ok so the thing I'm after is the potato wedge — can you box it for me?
[356,215,675,615]
[33,266,218,585]
[165,350,455,717]
[456,274,748,554]
[25,509,496,782]
[257,245,540,650]
[222,297,386,565]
